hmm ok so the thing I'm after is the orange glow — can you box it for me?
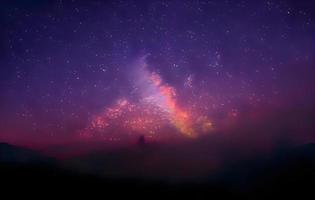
[150,72,197,137]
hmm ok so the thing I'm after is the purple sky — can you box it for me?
[0,0,314,150]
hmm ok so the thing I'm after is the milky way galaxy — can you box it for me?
[80,56,213,140]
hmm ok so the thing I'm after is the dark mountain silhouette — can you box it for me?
[64,141,220,181]
[211,143,315,197]
[0,142,314,199]
[0,142,55,165]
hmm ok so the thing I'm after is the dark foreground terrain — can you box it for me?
[0,142,314,199]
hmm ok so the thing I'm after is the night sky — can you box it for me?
[0,0,314,150]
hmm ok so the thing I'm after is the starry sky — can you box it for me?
[0,0,314,148]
